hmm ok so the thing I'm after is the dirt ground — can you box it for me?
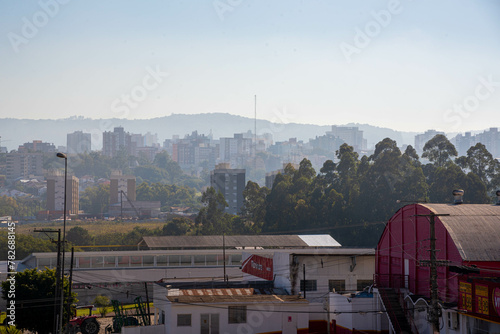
[96,317,113,333]
[95,313,157,334]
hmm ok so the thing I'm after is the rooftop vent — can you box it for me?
[453,189,464,204]
[496,190,500,205]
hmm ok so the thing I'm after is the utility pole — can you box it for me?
[254,95,257,172]
[223,232,227,286]
[34,229,61,334]
[303,264,306,299]
[120,191,123,221]
[67,247,74,318]
[417,212,450,334]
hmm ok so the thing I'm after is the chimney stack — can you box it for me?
[496,190,500,205]
[453,189,464,204]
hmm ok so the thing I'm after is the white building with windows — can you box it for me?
[154,287,309,334]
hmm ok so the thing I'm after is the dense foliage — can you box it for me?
[237,137,500,247]
[1,268,76,334]
[1,136,499,251]
[42,150,205,190]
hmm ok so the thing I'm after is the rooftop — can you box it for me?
[421,203,500,262]
[166,294,308,304]
[139,234,341,249]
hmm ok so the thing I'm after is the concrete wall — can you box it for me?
[292,254,375,299]
[330,292,386,332]
[121,325,164,334]
[163,302,308,334]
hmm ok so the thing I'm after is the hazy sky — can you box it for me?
[1,0,499,133]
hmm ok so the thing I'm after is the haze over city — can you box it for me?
[1,0,500,133]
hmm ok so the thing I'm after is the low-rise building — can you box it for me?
[374,193,500,334]
[154,287,309,334]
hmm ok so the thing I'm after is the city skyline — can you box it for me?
[1,1,500,133]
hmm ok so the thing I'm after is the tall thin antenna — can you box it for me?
[254,95,257,169]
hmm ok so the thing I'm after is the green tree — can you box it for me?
[71,152,113,179]
[80,184,109,215]
[66,226,92,246]
[428,163,488,203]
[134,165,169,184]
[263,160,319,233]
[162,217,192,236]
[93,295,111,318]
[0,232,57,261]
[403,145,420,166]
[1,268,77,334]
[456,143,498,189]
[195,187,230,234]
[241,181,269,230]
[153,151,183,183]
[422,134,457,167]
[0,196,19,217]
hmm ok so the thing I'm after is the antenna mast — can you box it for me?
[254,95,257,170]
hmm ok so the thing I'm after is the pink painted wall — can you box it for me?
[376,204,463,303]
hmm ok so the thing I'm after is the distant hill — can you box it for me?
[1,113,419,151]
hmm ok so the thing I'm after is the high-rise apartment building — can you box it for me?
[210,163,245,215]
[46,171,79,215]
[6,153,43,181]
[454,132,475,156]
[414,130,444,154]
[67,131,91,154]
[219,134,252,163]
[476,128,500,158]
[18,140,56,153]
[171,131,217,170]
[103,126,132,157]
[110,171,136,205]
[329,126,367,152]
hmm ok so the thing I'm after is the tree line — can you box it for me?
[224,135,500,247]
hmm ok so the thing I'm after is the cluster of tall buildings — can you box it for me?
[40,170,161,219]
[3,125,500,219]
[453,127,500,157]
[414,128,500,158]
[102,126,159,161]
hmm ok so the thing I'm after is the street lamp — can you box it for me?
[56,152,67,333]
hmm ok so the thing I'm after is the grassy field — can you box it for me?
[15,220,167,237]
[75,303,154,317]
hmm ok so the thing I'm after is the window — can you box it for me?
[38,258,52,268]
[447,311,459,329]
[228,306,246,324]
[357,280,374,291]
[177,314,191,327]
[104,256,116,267]
[300,280,317,291]
[329,279,345,292]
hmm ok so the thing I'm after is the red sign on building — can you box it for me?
[241,254,273,281]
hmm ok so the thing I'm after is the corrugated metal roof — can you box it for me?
[179,288,254,296]
[176,288,288,296]
[166,294,308,304]
[420,204,500,262]
[298,234,341,247]
[141,234,340,249]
